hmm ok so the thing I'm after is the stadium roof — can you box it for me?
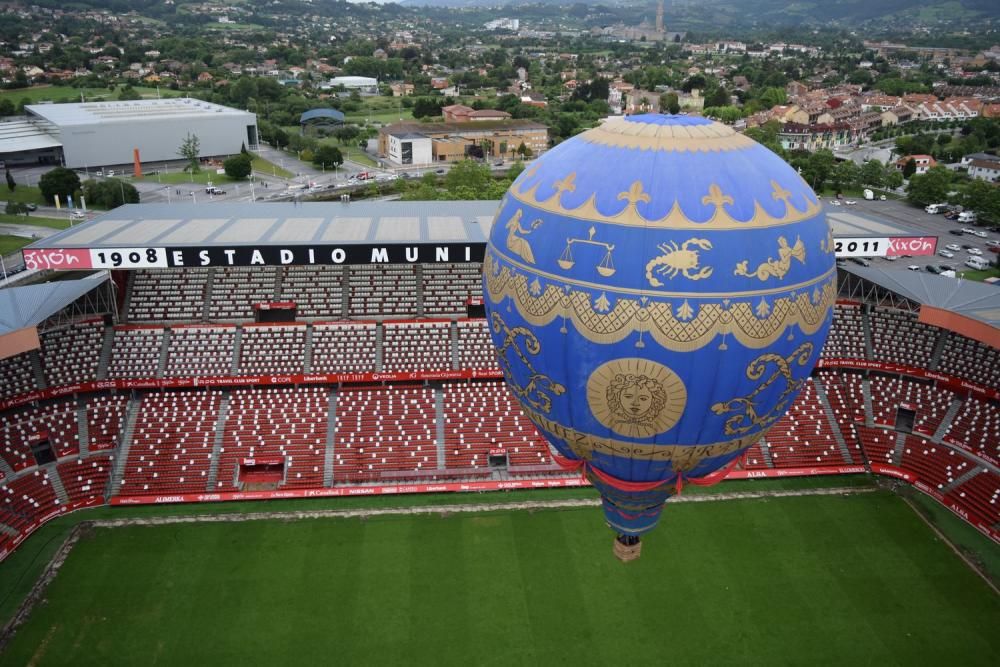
[25,98,252,127]
[29,201,500,248]
[841,264,1000,329]
[0,119,62,154]
[0,273,108,336]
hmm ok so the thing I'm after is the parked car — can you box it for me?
[70,210,86,222]
[962,228,976,235]
[849,257,870,267]
[944,211,960,220]
[948,229,965,236]
[25,203,37,211]
[205,186,226,195]
[907,265,920,271]
[945,243,961,251]
[938,249,955,258]
[828,199,841,206]
[844,200,857,206]
[972,230,988,238]
[925,265,942,274]
[967,247,983,256]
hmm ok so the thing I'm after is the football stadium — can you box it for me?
[0,115,997,664]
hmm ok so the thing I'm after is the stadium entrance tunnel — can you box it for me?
[239,458,286,489]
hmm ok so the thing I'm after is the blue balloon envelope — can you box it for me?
[483,115,835,545]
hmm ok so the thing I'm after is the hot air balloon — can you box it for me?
[482,115,835,560]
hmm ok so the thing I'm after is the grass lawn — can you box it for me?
[0,234,33,255]
[251,155,294,179]
[1,490,997,665]
[959,267,1000,282]
[0,214,70,229]
[130,170,241,187]
[0,187,45,206]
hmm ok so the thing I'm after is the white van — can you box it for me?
[958,211,977,223]
[924,203,946,214]
[965,256,989,270]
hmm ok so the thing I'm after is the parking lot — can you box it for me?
[824,197,997,272]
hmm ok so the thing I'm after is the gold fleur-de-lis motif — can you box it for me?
[617,181,651,208]
[553,172,577,198]
[770,180,792,207]
[756,298,771,318]
[594,292,610,313]
[676,299,694,321]
[701,183,734,211]
[529,277,542,296]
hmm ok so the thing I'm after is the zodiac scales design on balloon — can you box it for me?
[482,114,835,560]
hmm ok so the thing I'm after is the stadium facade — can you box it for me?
[16,98,258,169]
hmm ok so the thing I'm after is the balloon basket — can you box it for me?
[613,538,642,562]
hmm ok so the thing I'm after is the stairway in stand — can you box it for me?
[205,391,231,492]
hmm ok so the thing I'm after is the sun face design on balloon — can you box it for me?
[587,359,687,439]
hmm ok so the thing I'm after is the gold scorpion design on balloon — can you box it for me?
[644,238,714,285]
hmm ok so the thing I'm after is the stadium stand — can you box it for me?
[456,319,499,371]
[40,320,103,387]
[237,324,306,375]
[3,255,1000,559]
[0,353,38,400]
[127,269,208,321]
[118,390,222,494]
[382,321,452,372]
[347,265,418,317]
[333,385,437,482]
[868,309,940,367]
[868,375,955,435]
[422,264,482,315]
[443,381,552,470]
[311,322,377,373]
[165,326,236,377]
[280,266,344,319]
[821,304,867,359]
[107,328,164,378]
[208,267,278,321]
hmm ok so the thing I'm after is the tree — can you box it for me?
[178,133,201,173]
[659,92,680,115]
[0,98,14,116]
[516,141,532,158]
[223,153,253,180]
[507,161,525,181]
[5,201,28,216]
[831,160,860,193]
[800,150,836,191]
[443,160,492,195]
[860,160,884,187]
[706,87,730,108]
[82,178,139,208]
[884,169,904,190]
[38,167,81,205]
[901,158,917,179]
[5,167,14,193]
[412,97,444,119]
[906,166,952,206]
[312,145,343,169]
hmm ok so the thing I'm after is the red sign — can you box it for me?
[22,248,92,271]
[887,236,937,257]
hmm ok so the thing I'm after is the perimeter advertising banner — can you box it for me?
[22,243,486,270]
[23,235,937,269]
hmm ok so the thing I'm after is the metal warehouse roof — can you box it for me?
[0,119,62,154]
[0,273,108,335]
[25,98,253,127]
[29,201,500,248]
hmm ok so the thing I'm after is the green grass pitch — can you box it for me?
[1,491,997,665]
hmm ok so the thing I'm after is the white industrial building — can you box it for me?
[323,76,379,94]
[385,132,432,166]
[14,98,258,169]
